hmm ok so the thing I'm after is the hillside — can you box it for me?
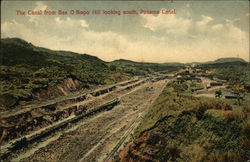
[213,57,246,63]
[119,80,250,161]
[199,57,248,69]
[109,59,183,75]
[0,38,120,110]
[0,38,182,111]
[199,58,250,85]
[1,37,249,161]
[0,37,248,112]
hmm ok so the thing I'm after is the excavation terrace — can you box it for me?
[0,75,168,161]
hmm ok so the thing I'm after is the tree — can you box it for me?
[231,84,245,105]
[215,90,222,98]
[172,81,188,97]
[109,65,117,71]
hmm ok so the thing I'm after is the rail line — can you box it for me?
[0,76,168,161]
[0,77,156,160]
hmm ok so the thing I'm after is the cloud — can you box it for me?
[27,2,48,25]
[34,1,48,11]
[1,2,249,63]
[1,14,134,61]
[196,15,213,30]
[226,21,248,43]
[2,13,249,63]
[79,20,88,28]
[141,9,192,35]
[54,17,88,28]
[211,24,223,30]
[0,16,186,62]
[2,20,31,38]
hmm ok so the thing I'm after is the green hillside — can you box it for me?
[0,38,117,109]
[213,57,246,63]
[119,80,250,161]
[1,37,248,112]
[200,59,250,85]
[0,38,182,110]
[109,59,183,76]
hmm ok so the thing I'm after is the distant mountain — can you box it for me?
[213,57,246,63]
[187,57,248,67]
[203,57,247,65]
[110,58,183,75]
[113,59,184,66]
[112,59,137,63]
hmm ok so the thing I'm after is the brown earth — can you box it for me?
[2,78,167,162]
[0,78,141,145]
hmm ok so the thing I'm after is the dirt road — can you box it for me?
[7,79,167,162]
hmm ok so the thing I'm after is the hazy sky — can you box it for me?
[1,1,249,63]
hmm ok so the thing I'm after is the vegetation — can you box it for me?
[0,38,182,110]
[122,80,250,162]
[201,59,249,85]
[0,38,118,108]
[108,59,183,76]
[203,60,250,106]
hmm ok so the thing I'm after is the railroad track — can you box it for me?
[103,114,143,162]
[102,79,168,162]
[78,80,169,162]
[0,76,168,161]
[0,78,140,118]
[0,77,156,160]
[0,78,147,145]
[0,98,120,159]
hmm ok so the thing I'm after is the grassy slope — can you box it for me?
[122,79,250,162]
[0,38,116,103]
[0,38,182,109]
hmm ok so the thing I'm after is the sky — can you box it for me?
[1,1,249,63]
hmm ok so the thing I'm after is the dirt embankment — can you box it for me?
[32,78,85,101]
[0,78,145,150]
[119,97,249,162]
[0,78,87,112]
[119,130,166,162]
[12,79,166,162]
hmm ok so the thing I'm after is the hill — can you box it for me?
[0,38,182,111]
[109,59,183,75]
[199,57,248,67]
[1,37,248,111]
[214,57,246,63]
[198,57,250,85]
[0,38,119,110]
[119,80,250,161]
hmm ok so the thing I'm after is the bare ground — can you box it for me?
[8,79,167,162]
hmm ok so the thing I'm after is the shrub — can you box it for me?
[241,120,250,139]
[193,102,233,120]
[190,145,205,162]
[242,106,250,118]
[223,111,245,122]
[193,104,207,120]
[241,136,250,149]
[207,152,246,162]
[167,146,180,160]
